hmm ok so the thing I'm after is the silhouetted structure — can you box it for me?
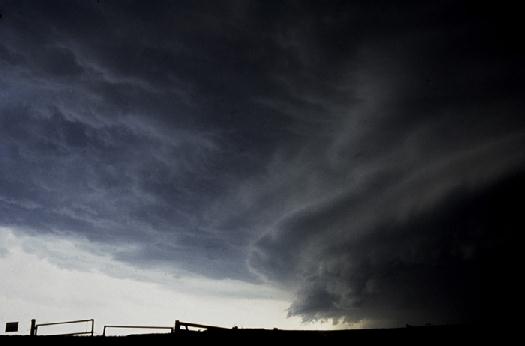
[174,320,229,333]
[29,318,94,336]
[5,322,18,333]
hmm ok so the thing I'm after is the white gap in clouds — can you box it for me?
[0,227,335,335]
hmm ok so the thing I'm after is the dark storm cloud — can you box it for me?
[245,1,525,326]
[1,0,523,325]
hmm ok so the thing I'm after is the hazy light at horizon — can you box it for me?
[0,228,356,335]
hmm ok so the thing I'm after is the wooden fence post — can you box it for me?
[30,319,36,336]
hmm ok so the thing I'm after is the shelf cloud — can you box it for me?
[1,0,522,327]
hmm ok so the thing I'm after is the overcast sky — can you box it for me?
[0,0,523,332]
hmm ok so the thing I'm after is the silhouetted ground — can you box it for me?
[0,325,495,345]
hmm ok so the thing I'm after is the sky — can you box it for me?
[0,0,523,334]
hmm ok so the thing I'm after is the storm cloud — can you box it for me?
[1,0,523,327]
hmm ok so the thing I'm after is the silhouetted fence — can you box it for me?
[102,325,174,336]
[174,320,229,332]
[21,318,236,336]
[102,320,230,335]
[30,318,94,336]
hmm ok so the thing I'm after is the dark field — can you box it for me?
[0,325,494,345]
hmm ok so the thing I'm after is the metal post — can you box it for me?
[30,319,36,336]
[175,320,181,332]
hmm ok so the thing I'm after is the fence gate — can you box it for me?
[30,319,94,336]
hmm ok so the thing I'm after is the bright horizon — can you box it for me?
[1,228,365,336]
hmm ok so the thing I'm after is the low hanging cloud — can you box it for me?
[1,0,523,326]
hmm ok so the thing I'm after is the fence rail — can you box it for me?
[30,319,94,336]
[102,325,174,336]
